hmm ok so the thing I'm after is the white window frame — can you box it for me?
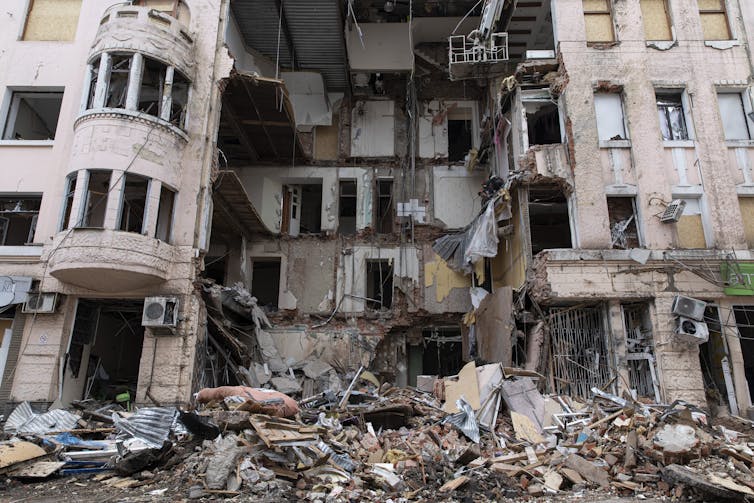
[717,89,754,144]
[655,88,695,144]
[594,92,630,147]
[0,87,64,146]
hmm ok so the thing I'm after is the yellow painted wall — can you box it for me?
[493,191,526,289]
[424,256,471,302]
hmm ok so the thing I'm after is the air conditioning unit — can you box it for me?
[672,295,706,321]
[676,317,709,345]
[142,297,179,327]
[660,199,686,223]
[22,293,58,314]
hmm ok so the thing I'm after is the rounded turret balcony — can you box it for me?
[48,229,174,292]
[91,4,194,80]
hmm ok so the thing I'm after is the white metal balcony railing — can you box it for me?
[448,32,509,67]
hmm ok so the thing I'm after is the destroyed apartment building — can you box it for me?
[0,0,753,460]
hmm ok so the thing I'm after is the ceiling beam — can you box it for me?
[239,79,281,160]
[220,97,259,163]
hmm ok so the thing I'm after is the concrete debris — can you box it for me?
[4,365,754,502]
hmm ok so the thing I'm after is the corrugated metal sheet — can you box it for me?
[4,401,80,434]
[231,0,348,91]
[112,407,178,449]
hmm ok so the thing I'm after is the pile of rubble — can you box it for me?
[2,361,754,501]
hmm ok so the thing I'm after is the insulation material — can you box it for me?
[473,287,513,366]
[424,257,471,303]
[23,0,82,42]
[640,0,672,41]
[740,198,754,248]
[351,101,395,157]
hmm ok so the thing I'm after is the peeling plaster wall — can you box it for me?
[432,166,485,229]
[555,0,753,250]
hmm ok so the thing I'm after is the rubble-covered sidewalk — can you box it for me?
[2,358,754,502]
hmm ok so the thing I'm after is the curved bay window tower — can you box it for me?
[49,3,195,292]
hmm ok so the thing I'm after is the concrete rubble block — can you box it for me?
[416,375,437,393]
[205,435,245,490]
[662,464,746,500]
[563,454,611,488]
[212,410,251,431]
[270,376,302,394]
[653,424,698,455]
[303,359,333,379]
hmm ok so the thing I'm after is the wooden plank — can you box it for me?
[10,461,65,479]
[0,441,46,470]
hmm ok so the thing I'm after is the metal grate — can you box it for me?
[623,304,661,401]
[549,306,613,399]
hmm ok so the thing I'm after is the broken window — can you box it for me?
[118,174,149,234]
[299,184,322,234]
[740,198,754,249]
[447,106,473,162]
[60,174,77,231]
[528,186,572,254]
[418,327,463,378]
[583,0,615,43]
[594,93,627,141]
[80,171,111,228]
[2,91,63,141]
[550,306,613,399]
[366,259,393,310]
[251,259,281,310]
[699,0,731,41]
[717,92,752,140]
[155,185,176,242]
[338,180,357,235]
[139,58,167,117]
[676,197,706,249]
[22,0,82,41]
[0,197,41,246]
[375,180,394,234]
[733,306,754,402]
[608,197,640,249]
[622,303,660,401]
[656,91,689,141]
[106,55,132,109]
[170,71,190,128]
[640,0,672,41]
[64,300,144,402]
[204,255,227,285]
[525,98,561,146]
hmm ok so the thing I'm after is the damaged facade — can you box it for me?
[0,0,752,427]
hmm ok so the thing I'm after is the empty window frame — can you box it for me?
[106,55,132,109]
[80,171,112,228]
[339,180,357,235]
[60,174,77,231]
[528,186,572,254]
[656,91,689,141]
[366,259,393,310]
[698,0,731,41]
[375,180,394,234]
[524,97,561,146]
[155,185,176,242]
[251,259,281,309]
[0,197,41,246]
[733,306,754,402]
[740,197,754,249]
[622,303,661,401]
[717,92,753,140]
[22,0,82,42]
[676,197,706,249]
[139,58,167,117]
[583,0,614,43]
[549,306,613,399]
[2,91,63,140]
[594,93,628,141]
[607,197,640,249]
[640,0,672,41]
[118,174,149,233]
[447,106,474,162]
[299,184,322,234]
